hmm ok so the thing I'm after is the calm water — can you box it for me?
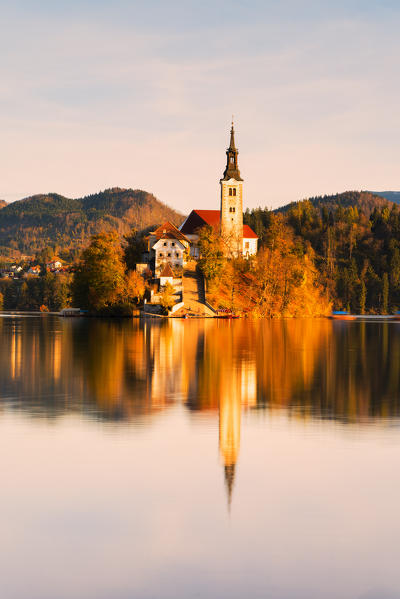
[1,316,400,599]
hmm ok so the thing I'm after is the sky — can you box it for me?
[1,0,400,212]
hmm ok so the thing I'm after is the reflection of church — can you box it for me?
[219,359,257,507]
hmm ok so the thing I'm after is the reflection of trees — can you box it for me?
[2,317,400,424]
[3,316,400,506]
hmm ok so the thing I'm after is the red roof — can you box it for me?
[192,210,220,227]
[180,210,258,239]
[243,224,258,239]
[159,263,174,278]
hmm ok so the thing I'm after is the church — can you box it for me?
[179,122,258,258]
[147,123,258,275]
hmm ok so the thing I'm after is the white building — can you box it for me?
[147,222,191,276]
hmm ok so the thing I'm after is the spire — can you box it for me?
[229,117,236,151]
[221,119,243,182]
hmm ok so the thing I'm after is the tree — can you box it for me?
[124,229,147,270]
[198,225,225,281]
[382,272,389,314]
[0,291,3,310]
[359,280,366,315]
[72,232,127,313]
[125,270,146,304]
[159,282,175,312]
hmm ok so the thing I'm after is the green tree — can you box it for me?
[72,232,127,313]
[198,225,225,281]
[124,229,147,270]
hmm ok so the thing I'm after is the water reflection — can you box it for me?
[1,316,400,503]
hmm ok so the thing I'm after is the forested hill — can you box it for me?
[0,188,184,258]
[276,191,391,217]
[0,200,7,209]
[244,190,400,314]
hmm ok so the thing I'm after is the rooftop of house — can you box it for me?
[180,210,258,239]
[159,263,175,278]
[150,221,190,243]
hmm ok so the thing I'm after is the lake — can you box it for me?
[1,315,400,599]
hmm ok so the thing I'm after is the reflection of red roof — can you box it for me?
[180,210,258,239]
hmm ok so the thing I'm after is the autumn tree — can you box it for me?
[159,282,175,312]
[125,270,146,304]
[198,225,225,281]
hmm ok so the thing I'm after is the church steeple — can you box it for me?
[222,120,243,182]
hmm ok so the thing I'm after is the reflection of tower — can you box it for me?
[219,386,241,509]
[218,357,257,509]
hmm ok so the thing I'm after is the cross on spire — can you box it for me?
[221,119,242,181]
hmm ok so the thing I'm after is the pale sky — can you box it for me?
[1,0,400,211]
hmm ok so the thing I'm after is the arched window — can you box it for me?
[233,188,236,196]
[229,188,232,196]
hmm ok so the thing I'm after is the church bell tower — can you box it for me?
[220,121,243,257]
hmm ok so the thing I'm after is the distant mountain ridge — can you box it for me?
[0,188,184,258]
[276,191,393,217]
[370,191,400,204]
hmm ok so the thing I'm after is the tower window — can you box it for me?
[230,156,234,163]
[171,242,175,246]
[167,253,171,257]
[229,207,236,213]
[228,188,236,196]
[163,242,167,246]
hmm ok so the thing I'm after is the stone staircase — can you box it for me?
[182,261,215,317]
